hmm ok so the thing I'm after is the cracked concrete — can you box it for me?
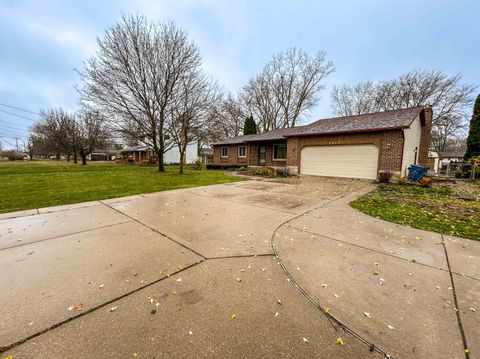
[1,177,478,358]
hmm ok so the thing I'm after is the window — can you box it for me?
[238,146,246,157]
[273,144,287,160]
[221,147,228,158]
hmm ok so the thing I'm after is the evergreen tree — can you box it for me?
[243,115,257,135]
[465,94,480,160]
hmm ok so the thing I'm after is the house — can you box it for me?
[121,143,199,164]
[213,106,432,180]
[428,150,440,173]
[439,149,466,166]
[86,150,119,161]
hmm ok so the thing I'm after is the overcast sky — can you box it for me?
[1,0,479,147]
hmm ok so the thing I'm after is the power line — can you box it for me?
[0,103,41,116]
[0,121,31,133]
[0,109,37,122]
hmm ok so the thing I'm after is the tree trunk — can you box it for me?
[67,153,71,162]
[179,145,185,174]
[56,153,60,160]
[81,154,87,165]
[74,153,78,164]
[157,155,165,172]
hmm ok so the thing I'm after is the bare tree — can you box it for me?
[208,92,246,141]
[73,110,109,165]
[33,108,75,160]
[431,116,465,152]
[168,73,218,174]
[79,16,203,172]
[331,69,476,147]
[243,48,334,132]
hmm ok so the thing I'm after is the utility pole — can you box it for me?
[15,137,19,151]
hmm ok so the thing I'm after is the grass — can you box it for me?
[350,182,480,240]
[0,161,244,213]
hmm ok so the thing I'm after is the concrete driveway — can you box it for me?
[0,177,478,358]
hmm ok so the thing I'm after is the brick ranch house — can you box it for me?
[212,106,432,180]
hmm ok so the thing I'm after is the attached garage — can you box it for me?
[300,144,379,180]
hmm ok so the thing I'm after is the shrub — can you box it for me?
[193,158,205,170]
[0,150,24,161]
[114,159,126,164]
[255,167,276,177]
[275,167,289,177]
[418,177,433,187]
[378,170,393,183]
[397,177,408,185]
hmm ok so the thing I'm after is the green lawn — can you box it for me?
[350,183,480,240]
[0,161,244,213]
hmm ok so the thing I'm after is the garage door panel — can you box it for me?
[300,144,378,179]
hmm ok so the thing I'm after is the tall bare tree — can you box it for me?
[79,16,201,171]
[33,108,75,160]
[168,71,218,174]
[243,47,334,132]
[208,92,246,141]
[73,110,109,165]
[331,69,476,149]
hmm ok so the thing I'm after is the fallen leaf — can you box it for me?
[188,330,193,335]
[373,271,379,275]
[387,324,395,330]
[176,278,182,282]
[469,308,476,312]
[321,283,328,288]
[336,337,344,345]
[277,299,283,305]
[364,312,371,318]
[231,313,237,319]
[325,307,331,313]
[132,353,138,358]
[98,284,105,289]
[275,312,279,317]
[74,304,83,312]
[236,278,242,282]
[109,306,118,312]
[302,337,309,343]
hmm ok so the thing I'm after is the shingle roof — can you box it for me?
[213,107,426,145]
[440,150,466,158]
[287,107,424,137]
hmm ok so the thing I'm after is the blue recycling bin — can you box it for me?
[408,164,428,182]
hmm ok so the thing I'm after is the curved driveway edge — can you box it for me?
[273,192,479,359]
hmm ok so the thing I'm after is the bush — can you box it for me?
[418,177,433,187]
[378,170,393,183]
[0,150,24,160]
[275,167,289,177]
[254,167,276,177]
[114,159,126,164]
[397,177,408,185]
[193,158,205,170]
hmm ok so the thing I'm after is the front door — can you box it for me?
[259,146,266,165]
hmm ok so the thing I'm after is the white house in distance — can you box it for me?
[120,142,199,164]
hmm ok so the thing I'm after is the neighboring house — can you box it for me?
[439,149,466,166]
[213,106,432,180]
[428,150,440,173]
[121,143,198,164]
[86,150,119,161]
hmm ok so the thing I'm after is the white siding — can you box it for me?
[164,142,198,164]
[401,116,422,176]
[300,144,379,180]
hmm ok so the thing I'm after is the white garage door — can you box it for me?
[300,144,379,179]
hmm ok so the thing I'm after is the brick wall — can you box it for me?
[418,107,433,165]
[379,130,404,172]
[213,144,248,165]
